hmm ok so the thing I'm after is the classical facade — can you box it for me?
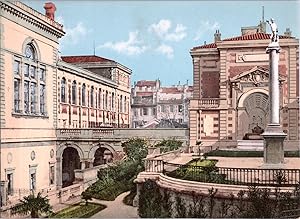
[58,56,131,129]
[131,80,193,128]
[189,20,299,150]
[0,1,131,207]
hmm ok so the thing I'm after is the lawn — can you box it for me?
[51,202,106,218]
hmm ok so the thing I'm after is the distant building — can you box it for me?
[189,20,299,150]
[60,55,131,128]
[131,80,193,128]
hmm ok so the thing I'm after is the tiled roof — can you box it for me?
[192,33,294,50]
[161,87,181,94]
[135,80,157,87]
[135,92,153,96]
[61,55,113,63]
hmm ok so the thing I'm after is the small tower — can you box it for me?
[214,30,221,42]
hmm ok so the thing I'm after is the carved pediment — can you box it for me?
[230,66,285,86]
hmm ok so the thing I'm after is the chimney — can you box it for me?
[214,30,221,42]
[44,2,56,20]
[284,28,292,37]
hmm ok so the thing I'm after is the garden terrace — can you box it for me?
[142,155,300,188]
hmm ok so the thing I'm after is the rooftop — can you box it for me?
[192,32,294,50]
[61,55,114,64]
[135,80,158,87]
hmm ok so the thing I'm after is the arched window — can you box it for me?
[105,91,108,110]
[124,96,127,113]
[82,84,86,106]
[98,88,102,109]
[72,81,77,105]
[112,92,115,111]
[90,86,94,107]
[25,44,35,61]
[120,95,123,113]
[61,78,66,103]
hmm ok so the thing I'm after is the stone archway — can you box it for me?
[62,147,80,188]
[237,90,269,139]
[88,143,116,166]
[93,148,113,166]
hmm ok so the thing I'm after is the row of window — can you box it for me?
[13,44,46,115]
[134,104,184,116]
[60,78,129,113]
[6,165,54,196]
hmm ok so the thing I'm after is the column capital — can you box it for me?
[266,43,280,53]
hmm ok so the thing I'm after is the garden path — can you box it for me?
[91,191,138,218]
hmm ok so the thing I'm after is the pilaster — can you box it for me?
[219,50,227,107]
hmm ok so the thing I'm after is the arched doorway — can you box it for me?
[93,147,113,166]
[62,147,80,188]
[238,92,269,139]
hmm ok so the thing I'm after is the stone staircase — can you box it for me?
[237,140,264,151]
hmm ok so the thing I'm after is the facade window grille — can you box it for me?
[13,42,47,116]
[14,79,20,113]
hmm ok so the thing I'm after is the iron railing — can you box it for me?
[144,159,300,187]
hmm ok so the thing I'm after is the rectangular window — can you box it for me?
[49,166,54,185]
[40,85,45,115]
[178,105,183,112]
[143,108,148,116]
[140,108,143,115]
[30,83,37,113]
[24,81,30,113]
[14,79,20,113]
[7,173,13,195]
[39,68,45,81]
[30,172,36,190]
[161,105,166,113]
[30,66,36,78]
[24,64,29,77]
[112,93,114,110]
[13,60,20,75]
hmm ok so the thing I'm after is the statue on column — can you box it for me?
[267,18,278,43]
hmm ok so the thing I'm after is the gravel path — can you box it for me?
[91,191,138,218]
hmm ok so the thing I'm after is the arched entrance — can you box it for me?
[237,91,269,139]
[62,147,80,188]
[93,147,113,166]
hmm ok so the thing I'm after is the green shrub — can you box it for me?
[154,138,183,153]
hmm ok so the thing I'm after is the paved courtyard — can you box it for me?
[91,192,138,218]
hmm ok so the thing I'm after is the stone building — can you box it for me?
[0,1,131,207]
[189,20,299,151]
[131,80,193,128]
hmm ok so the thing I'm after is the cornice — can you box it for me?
[1,1,65,40]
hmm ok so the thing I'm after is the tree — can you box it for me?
[122,138,148,162]
[10,192,52,218]
[154,138,183,153]
[82,190,93,205]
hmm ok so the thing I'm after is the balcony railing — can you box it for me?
[144,160,300,187]
[198,98,220,108]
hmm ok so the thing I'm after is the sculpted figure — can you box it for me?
[267,18,278,43]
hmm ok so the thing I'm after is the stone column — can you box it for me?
[56,157,63,189]
[262,42,286,167]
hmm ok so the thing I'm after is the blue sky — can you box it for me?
[24,1,299,86]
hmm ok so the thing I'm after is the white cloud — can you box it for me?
[64,22,90,45]
[193,21,220,41]
[149,19,187,42]
[148,19,172,37]
[57,16,91,46]
[156,44,174,59]
[98,31,148,56]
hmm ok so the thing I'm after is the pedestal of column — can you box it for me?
[262,124,286,167]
